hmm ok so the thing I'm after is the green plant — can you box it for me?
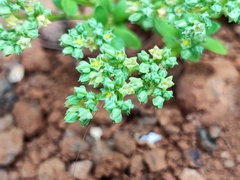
[1,0,240,126]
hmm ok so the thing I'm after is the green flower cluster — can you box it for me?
[126,0,240,61]
[65,44,177,126]
[59,18,115,59]
[127,0,154,30]
[223,0,240,23]
[0,0,51,55]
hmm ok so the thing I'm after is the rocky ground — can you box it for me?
[1,2,240,180]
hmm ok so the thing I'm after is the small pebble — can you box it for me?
[209,126,221,139]
[69,160,93,180]
[179,168,204,180]
[0,114,14,132]
[187,149,201,166]
[7,63,25,83]
[221,151,231,159]
[223,159,235,168]
[90,127,103,140]
[0,169,9,180]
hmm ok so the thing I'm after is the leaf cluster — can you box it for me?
[0,0,51,55]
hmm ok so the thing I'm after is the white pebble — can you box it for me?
[90,126,103,140]
[7,63,24,83]
[221,151,231,159]
[223,160,235,168]
[209,126,221,139]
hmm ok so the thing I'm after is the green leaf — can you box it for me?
[76,61,91,73]
[3,45,14,56]
[79,108,93,121]
[122,99,134,114]
[154,17,178,39]
[138,91,148,103]
[154,17,180,48]
[113,25,141,49]
[139,63,150,73]
[75,0,94,6]
[129,13,142,22]
[188,53,201,62]
[110,108,122,123]
[202,37,227,55]
[79,73,90,83]
[110,36,125,50]
[99,0,112,13]
[64,112,79,123]
[93,5,108,26]
[180,49,191,60]
[61,0,78,17]
[60,34,73,46]
[0,7,11,15]
[62,46,74,55]
[163,91,173,100]
[72,48,83,59]
[74,85,87,99]
[113,0,128,23]
[104,100,117,111]
[152,96,164,108]
[80,119,91,126]
[52,0,63,10]
[27,30,38,39]
[206,21,221,35]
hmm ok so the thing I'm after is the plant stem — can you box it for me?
[48,13,92,21]
[75,0,96,6]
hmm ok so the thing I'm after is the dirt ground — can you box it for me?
[1,3,240,180]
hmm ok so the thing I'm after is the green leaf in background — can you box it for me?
[93,5,108,26]
[110,36,125,50]
[99,0,112,13]
[154,17,178,39]
[129,13,142,22]
[206,21,221,35]
[52,0,63,10]
[202,37,227,55]
[75,0,95,6]
[113,0,128,23]
[113,25,141,49]
[154,17,180,48]
[61,0,78,17]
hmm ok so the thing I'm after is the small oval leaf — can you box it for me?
[94,5,108,26]
[113,0,128,23]
[61,0,78,17]
[202,37,227,55]
[113,25,141,49]
[99,0,112,13]
[206,21,221,35]
[52,0,63,10]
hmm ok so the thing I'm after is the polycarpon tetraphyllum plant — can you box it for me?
[0,0,240,126]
